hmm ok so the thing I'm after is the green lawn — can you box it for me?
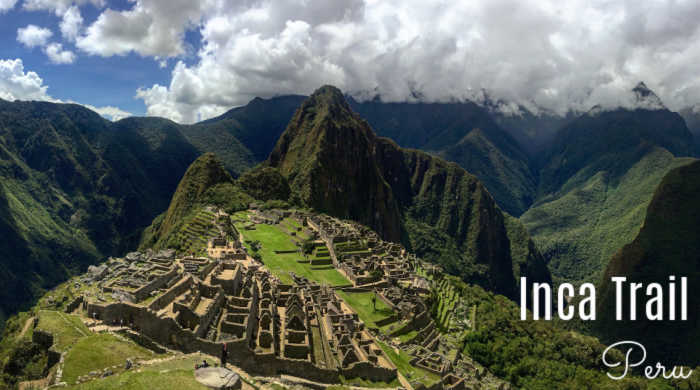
[377,342,441,387]
[335,291,393,328]
[65,369,208,390]
[236,222,350,286]
[65,354,216,390]
[397,330,419,343]
[36,310,90,352]
[62,333,162,384]
[339,375,401,388]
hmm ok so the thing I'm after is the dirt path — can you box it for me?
[17,316,35,340]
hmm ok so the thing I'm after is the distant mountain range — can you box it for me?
[0,82,698,371]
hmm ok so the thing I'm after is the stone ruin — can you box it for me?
[75,210,485,388]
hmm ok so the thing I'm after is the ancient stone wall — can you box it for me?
[133,267,179,301]
[64,296,83,313]
[149,276,193,312]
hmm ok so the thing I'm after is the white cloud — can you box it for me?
[76,0,209,57]
[20,0,700,122]
[60,5,83,41]
[22,0,103,14]
[44,43,76,64]
[16,25,53,48]
[75,103,131,121]
[0,58,130,121]
[0,58,52,101]
[0,0,17,13]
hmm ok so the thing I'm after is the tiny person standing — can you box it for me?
[221,343,228,368]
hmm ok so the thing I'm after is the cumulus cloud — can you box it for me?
[0,58,130,120]
[0,0,17,13]
[76,0,208,57]
[32,0,700,122]
[16,25,53,48]
[75,103,131,121]
[0,58,52,101]
[44,43,76,64]
[22,0,103,14]
[60,5,83,41]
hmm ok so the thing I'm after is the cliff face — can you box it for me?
[268,86,403,242]
[268,86,551,298]
[597,160,700,362]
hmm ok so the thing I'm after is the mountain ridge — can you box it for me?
[267,85,551,298]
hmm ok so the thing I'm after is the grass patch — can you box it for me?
[335,291,393,328]
[377,341,441,387]
[236,222,349,286]
[62,333,161,384]
[340,375,401,388]
[35,310,90,352]
[397,330,418,343]
[64,369,208,390]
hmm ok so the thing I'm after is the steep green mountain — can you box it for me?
[140,153,252,251]
[268,86,550,298]
[349,98,536,216]
[488,107,573,156]
[237,166,291,202]
[0,99,263,328]
[597,160,700,363]
[522,103,695,283]
[199,95,306,161]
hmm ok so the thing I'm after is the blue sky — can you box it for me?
[0,1,185,116]
[1,0,699,124]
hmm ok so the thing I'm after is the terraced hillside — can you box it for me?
[173,209,218,255]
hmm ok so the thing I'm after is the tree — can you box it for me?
[371,294,377,312]
[302,239,315,255]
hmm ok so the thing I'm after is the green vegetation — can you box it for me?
[35,311,90,352]
[162,209,218,255]
[426,273,684,390]
[237,166,291,202]
[339,374,401,388]
[64,354,214,390]
[523,146,695,284]
[236,221,349,286]
[267,85,550,299]
[62,333,160,384]
[377,341,441,387]
[335,291,393,328]
[0,95,289,333]
[597,160,700,363]
[523,105,695,284]
[350,98,535,216]
[140,153,253,252]
[66,369,208,390]
[431,278,460,331]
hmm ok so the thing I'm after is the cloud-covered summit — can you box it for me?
[5,0,700,123]
[121,0,700,123]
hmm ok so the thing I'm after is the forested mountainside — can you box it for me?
[597,160,700,363]
[348,98,536,217]
[266,86,550,299]
[522,104,695,283]
[0,95,294,327]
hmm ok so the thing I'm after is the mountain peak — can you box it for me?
[632,81,665,110]
[308,85,351,110]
